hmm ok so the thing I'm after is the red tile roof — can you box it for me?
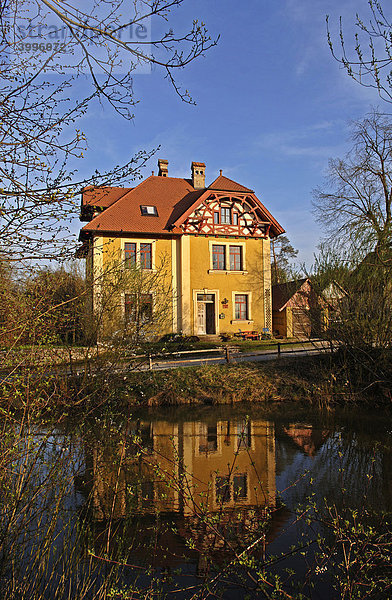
[82,186,133,208]
[80,172,283,238]
[81,176,196,235]
[208,175,254,193]
[272,279,310,311]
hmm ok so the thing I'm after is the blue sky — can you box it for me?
[71,0,387,267]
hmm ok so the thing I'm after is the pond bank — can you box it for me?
[70,353,392,411]
[2,353,391,415]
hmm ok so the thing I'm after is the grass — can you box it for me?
[62,353,387,413]
[1,347,391,419]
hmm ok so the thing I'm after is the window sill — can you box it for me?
[124,267,156,272]
[231,319,253,323]
[208,269,248,275]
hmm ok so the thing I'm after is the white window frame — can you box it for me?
[121,239,156,271]
[231,291,253,323]
[208,240,247,274]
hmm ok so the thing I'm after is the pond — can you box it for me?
[1,403,391,599]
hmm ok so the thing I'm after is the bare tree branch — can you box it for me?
[327,2,392,103]
[312,110,392,255]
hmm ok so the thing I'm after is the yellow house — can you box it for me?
[78,160,284,339]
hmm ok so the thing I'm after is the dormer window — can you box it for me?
[141,205,158,216]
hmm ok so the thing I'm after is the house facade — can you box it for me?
[78,160,284,339]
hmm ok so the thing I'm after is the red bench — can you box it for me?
[234,330,260,340]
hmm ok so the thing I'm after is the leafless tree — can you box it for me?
[0,0,217,262]
[90,250,174,350]
[270,235,299,285]
[312,110,392,256]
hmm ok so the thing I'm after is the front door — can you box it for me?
[197,302,206,335]
[206,302,216,334]
[196,293,216,335]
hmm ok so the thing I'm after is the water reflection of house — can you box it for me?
[183,419,276,514]
[90,420,181,520]
[81,418,277,567]
[283,424,330,457]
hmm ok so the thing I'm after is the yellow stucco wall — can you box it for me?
[91,418,276,520]
[187,235,270,336]
[182,419,276,515]
[92,235,175,339]
[98,236,173,272]
[91,233,271,338]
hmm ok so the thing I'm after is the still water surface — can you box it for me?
[4,403,392,599]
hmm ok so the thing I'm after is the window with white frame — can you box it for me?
[210,242,245,272]
[213,206,239,226]
[140,243,152,269]
[234,294,249,320]
[212,244,226,270]
[216,475,231,503]
[220,207,231,224]
[233,474,248,500]
[229,246,242,271]
[140,205,158,216]
[124,243,136,268]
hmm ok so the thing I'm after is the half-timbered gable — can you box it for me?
[172,181,281,240]
[78,160,284,339]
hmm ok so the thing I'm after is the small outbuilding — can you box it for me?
[272,278,321,338]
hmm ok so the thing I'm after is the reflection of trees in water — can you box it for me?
[3,412,389,599]
[2,412,390,600]
[276,424,391,513]
[62,413,392,599]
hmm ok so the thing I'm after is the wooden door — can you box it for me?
[206,301,216,334]
[292,309,311,338]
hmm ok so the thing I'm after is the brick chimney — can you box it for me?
[191,161,206,189]
[158,159,168,177]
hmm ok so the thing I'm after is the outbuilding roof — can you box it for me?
[272,279,309,312]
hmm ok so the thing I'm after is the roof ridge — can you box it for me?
[150,175,194,183]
